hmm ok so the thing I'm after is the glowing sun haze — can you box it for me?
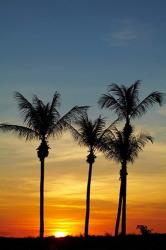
[54,231,67,238]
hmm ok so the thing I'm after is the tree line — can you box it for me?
[0,81,165,239]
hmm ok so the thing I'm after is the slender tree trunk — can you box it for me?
[120,117,130,236]
[115,175,123,236]
[40,157,45,239]
[121,163,127,236]
[84,162,93,237]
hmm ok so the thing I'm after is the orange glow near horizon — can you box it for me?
[0,135,166,237]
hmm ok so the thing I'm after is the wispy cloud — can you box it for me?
[103,19,144,46]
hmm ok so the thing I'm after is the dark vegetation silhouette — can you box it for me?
[0,92,88,239]
[69,113,116,237]
[98,81,165,236]
[0,234,166,250]
[136,225,153,235]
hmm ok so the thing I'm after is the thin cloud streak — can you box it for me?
[103,19,150,46]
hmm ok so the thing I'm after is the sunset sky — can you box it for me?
[0,0,166,237]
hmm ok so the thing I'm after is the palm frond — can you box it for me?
[32,95,45,110]
[69,113,116,153]
[98,94,124,118]
[93,116,106,137]
[103,126,153,164]
[66,123,86,146]
[14,92,38,127]
[50,91,61,110]
[108,83,126,100]
[0,124,38,140]
[51,106,89,137]
[129,80,141,103]
[135,133,153,147]
[99,118,119,140]
[49,92,61,122]
[59,106,89,124]
[15,92,34,111]
[73,113,89,128]
[131,91,165,119]
[128,133,153,163]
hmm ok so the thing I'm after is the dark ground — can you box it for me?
[0,234,166,250]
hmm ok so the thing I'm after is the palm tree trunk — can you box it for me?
[121,163,127,236]
[84,162,93,237]
[121,118,130,236]
[115,176,123,236]
[40,157,45,238]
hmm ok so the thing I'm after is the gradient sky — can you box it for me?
[0,0,166,237]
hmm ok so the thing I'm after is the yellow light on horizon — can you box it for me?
[54,231,67,238]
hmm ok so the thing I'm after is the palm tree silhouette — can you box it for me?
[103,125,153,236]
[0,92,88,238]
[98,81,165,236]
[69,113,115,237]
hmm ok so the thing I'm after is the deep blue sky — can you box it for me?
[0,0,166,119]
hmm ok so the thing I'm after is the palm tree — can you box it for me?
[98,81,165,236]
[69,113,115,237]
[0,91,88,238]
[103,125,153,236]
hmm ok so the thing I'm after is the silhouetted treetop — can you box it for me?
[98,81,165,120]
[0,91,89,140]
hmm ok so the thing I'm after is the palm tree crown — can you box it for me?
[70,114,111,151]
[98,81,164,121]
[0,91,88,141]
[103,125,153,164]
